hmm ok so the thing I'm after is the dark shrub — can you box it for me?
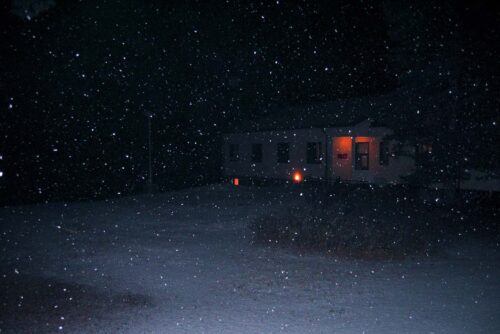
[249,185,448,258]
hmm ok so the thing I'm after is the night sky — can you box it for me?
[1,0,499,203]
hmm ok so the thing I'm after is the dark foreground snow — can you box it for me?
[1,185,499,333]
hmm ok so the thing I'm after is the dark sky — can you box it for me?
[2,1,498,113]
[0,0,499,203]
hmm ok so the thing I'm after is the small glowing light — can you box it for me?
[292,171,303,183]
[232,178,239,186]
[0,171,3,177]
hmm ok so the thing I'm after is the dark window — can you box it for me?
[229,144,239,161]
[277,143,289,163]
[355,142,369,170]
[251,143,263,163]
[415,142,433,166]
[417,143,433,155]
[379,141,390,166]
[306,142,322,164]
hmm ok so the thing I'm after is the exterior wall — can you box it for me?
[350,137,414,184]
[332,137,353,180]
[223,121,415,184]
[374,142,415,184]
[224,129,326,181]
[351,136,379,182]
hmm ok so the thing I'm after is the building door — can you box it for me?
[354,142,370,170]
[332,137,352,180]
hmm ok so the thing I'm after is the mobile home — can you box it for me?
[223,120,414,184]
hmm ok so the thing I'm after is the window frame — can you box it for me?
[229,143,240,162]
[379,141,390,166]
[355,142,370,170]
[251,143,263,163]
[306,142,322,164]
[277,142,290,163]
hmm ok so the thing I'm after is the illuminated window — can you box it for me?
[251,143,263,163]
[379,141,390,166]
[277,142,289,163]
[355,142,369,170]
[306,142,322,164]
[229,144,239,161]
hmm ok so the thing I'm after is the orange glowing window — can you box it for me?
[232,178,239,186]
[292,171,303,183]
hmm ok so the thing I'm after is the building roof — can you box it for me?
[229,86,450,138]
[229,95,399,133]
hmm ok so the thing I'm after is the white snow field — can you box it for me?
[1,184,499,333]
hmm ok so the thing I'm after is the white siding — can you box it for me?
[223,121,415,184]
[224,129,326,180]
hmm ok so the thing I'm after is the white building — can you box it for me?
[223,120,415,185]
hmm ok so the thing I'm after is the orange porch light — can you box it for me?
[354,136,374,143]
[232,178,239,186]
[292,170,303,183]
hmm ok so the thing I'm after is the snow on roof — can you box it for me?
[227,81,454,136]
[230,95,402,133]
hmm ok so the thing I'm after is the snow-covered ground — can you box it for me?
[1,185,499,333]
